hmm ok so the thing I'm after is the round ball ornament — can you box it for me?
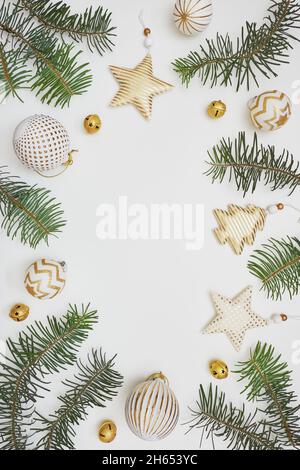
[207,100,226,119]
[174,0,213,36]
[209,360,229,379]
[98,421,117,443]
[13,114,73,173]
[125,372,179,441]
[24,259,66,300]
[84,114,102,134]
[248,90,292,131]
[9,303,30,322]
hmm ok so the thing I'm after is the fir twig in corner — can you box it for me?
[173,0,300,90]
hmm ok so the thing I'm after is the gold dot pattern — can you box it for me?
[14,115,70,171]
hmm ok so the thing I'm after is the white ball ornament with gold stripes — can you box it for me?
[173,0,213,36]
[125,373,179,441]
[248,90,292,131]
[24,259,67,300]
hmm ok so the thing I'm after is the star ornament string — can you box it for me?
[109,12,173,119]
[202,286,300,352]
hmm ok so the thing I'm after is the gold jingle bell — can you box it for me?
[99,420,117,443]
[209,360,229,379]
[207,100,227,119]
[84,114,102,134]
[9,303,30,322]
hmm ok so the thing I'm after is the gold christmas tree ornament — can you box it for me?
[207,100,227,119]
[98,421,117,443]
[248,90,292,131]
[214,204,267,255]
[84,114,102,134]
[9,304,30,322]
[174,0,213,36]
[203,287,268,352]
[209,360,229,379]
[24,259,67,300]
[109,22,173,120]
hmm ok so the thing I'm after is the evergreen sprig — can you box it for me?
[34,350,123,450]
[0,304,98,450]
[187,343,300,450]
[0,42,31,101]
[0,167,66,248]
[248,237,300,300]
[0,1,92,107]
[173,0,300,90]
[186,384,279,450]
[205,132,300,196]
[19,0,116,55]
[235,342,300,449]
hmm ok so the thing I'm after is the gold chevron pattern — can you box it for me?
[214,205,267,255]
[109,54,173,120]
[248,90,292,131]
[24,258,66,300]
[125,376,179,441]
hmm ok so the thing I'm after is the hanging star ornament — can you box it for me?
[203,286,267,351]
[109,54,173,119]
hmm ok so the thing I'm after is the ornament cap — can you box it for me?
[147,372,169,384]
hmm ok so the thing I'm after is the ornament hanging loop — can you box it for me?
[267,202,300,222]
[147,372,169,384]
[35,149,78,178]
[139,10,153,50]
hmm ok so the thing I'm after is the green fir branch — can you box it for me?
[205,132,300,196]
[0,42,31,100]
[0,167,66,248]
[0,304,98,450]
[173,0,300,90]
[186,384,280,450]
[235,342,300,449]
[19,0,116,55]
[248,237,300,300]
[0,1,92,106]
[34,350,123,450]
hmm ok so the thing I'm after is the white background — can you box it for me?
[1,0,300,451]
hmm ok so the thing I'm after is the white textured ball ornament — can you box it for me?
[13,115,70,171]
[173,0,213,36]
[248,90,292,131]
[125,373,179,441]
[24,259,67,300]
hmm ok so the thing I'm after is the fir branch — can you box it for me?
[235,342,300,449]
[173,0,300,90]
[34,350,123,450]
[186,384,280,450]
[0,167,66,248]
[0,304,98,450]
[0,1,92,106]
[248,237,300,300]
[19,0,116,55]
[205,132,300,196]
[0,41,31,100]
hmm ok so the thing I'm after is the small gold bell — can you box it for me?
[9,304,30,322]
[98,420,117,443]
[209,360,229,379]
[84,114,102,134]
[207,100,227,119]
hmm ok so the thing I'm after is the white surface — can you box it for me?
[0,0,300,451]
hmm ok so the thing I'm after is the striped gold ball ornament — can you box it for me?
[125,372,179,441]
[24,258,67,300]
[248,90,292,131]
[173,0,213,36]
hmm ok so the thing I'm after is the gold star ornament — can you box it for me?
[203,287,267,351]
[109,54,173,119]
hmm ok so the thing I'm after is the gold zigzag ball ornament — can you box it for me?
[214,204,267,255]
[248,90,292,131]
[203,287,268,352]
[24,258,67,300]
[109,24,173,119]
